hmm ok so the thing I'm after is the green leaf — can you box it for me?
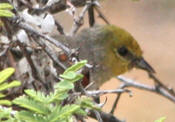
[9,80,21,87]
[24,89,52,104]
[0,100,11,106]
[74,108,87,116]
[46,105,62,121]
[0,67,15,84]
[16,110,46,122]
[0,3,14,17]
[0,93,5,98]
[155,116,166,122]
[60,105,81,119]
[63,60,87,74]
[55,80,74,91]
[0,80,21,91]
[60,71,77,80]
[0,10,14,17]
[50,91,69,103]
[0,3,13,10]
[0,107,12,119]
[69,74,84,83]
[47,104,80,122]
[76,96,100,111]
[60,72,83,83]
[13,96,50,115]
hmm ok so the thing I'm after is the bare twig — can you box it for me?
[31,35,67,70]
[8,17,70,71]
[86,88,131,97]
[16,39,48,90]
[0,46,9,57]
[94,6,110,24]
[55,20,65,35]
[11,19,71,54]
[117,76,175,102]
[31,0,87,14]
[93,110,103,122]
[69,1,92,36]
[148,73,175,97]
[18,0,33,9]
[31,0,66,14]
[110,84,126,114]
[89,110,124,122]
[111,75,175,114]
[88,0,95,27]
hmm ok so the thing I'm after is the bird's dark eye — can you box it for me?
[117,46,128,56]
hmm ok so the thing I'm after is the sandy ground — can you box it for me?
[55,0,175,121]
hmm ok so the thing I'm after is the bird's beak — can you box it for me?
[133,57,155,73]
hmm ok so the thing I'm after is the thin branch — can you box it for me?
[88,0,95,27]
[89,110,124,122]
[31,35,67,70]
[93,110,103,122]
[31,0,87,14]
[110,84,126,114]
[111,75,175,114]
[18,0,33,9]
[69,1,92,36]
[148,73,175,97]
[86,89,131,97]
[55,20,65,35]
[0,46,9,57]
[31,0,67,14]
[16,39,48,90]
[94,6,110,24]
[117,76,175,102]
[10,18,71,54]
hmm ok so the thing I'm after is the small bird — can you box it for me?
[58,25,155,89]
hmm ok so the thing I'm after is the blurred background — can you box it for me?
[55,0,175,121]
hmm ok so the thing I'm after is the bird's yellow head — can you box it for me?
[100,25,155,76]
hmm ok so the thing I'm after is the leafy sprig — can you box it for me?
[0,3,14,17]
[0,68,21,106]
[11,60,99,122]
